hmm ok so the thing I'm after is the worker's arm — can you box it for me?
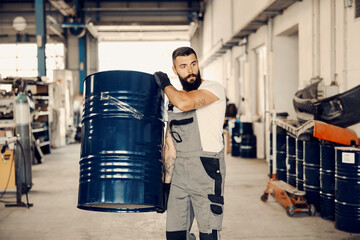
[154,71,219,112]
[164,85,219,112]
[163,125,176,183]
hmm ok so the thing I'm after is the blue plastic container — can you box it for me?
[78,70,164,212]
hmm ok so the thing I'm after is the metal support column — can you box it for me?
[75,0,86,94]
[78,36,86,93]
[35,0,46,76]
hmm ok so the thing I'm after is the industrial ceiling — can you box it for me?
[0,0,206,41]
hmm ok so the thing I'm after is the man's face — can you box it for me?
[172,53,202,92]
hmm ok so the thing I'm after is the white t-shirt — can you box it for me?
[167,80,226,152]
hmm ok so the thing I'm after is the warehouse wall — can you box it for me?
[197,0,360,159]
[67,35,80,96]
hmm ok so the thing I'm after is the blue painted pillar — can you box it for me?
[78,36,86,93]
[35,0,46,76]
[75,0,86,94]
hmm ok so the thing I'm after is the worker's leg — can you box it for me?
[166,183,192,240]
[187,201,196,240]
[199,230,219,240]
[189,152,226,240]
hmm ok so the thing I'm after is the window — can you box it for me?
[98,41,190,90]
[46,43,65,80]
[0,43,64,80]
[0,43,37,78]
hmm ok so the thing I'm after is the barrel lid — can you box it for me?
[335,146,360,151]
[83,70,153,82]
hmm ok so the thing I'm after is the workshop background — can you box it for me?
[1,0,360,239]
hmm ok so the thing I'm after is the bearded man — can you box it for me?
[154,47,226,240]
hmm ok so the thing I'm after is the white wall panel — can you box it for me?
[203,57,224,85]
[199,0,360,140]
[233,0,275,34]
[213,0,233,44]
[203,1,213,54]
[273,0,312,88]
[319,0,333,84]
[346,6,360,90]
[273,33,299,118]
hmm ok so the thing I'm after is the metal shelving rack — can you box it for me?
[28,82,52,159]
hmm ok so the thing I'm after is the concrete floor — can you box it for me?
[0,143,360,240]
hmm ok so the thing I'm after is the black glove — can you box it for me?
[154,71,172,91]
[155,183,171,214]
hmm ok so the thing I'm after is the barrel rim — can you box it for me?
[83,70,153,82]
[335,146,360,151]
[77,205,157,213]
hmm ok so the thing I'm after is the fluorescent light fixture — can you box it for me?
[86,22,99,38]
[49,0,76,17]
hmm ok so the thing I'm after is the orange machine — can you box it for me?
[261,180,316,217]
[313,120,359,145]
[0,150,15,189]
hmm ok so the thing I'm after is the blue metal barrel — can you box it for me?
[240,134,257,158]
[286,136,296,186]
[320,191,335,221]
[231,122,241,157]
[286,135,296,156]
[320,144,335,194]
[335,147,360,233]
[276,133,287,152]
[296,139,304,191]
[276,152,287,181]
[78,70,164,212]
[304,141,320,211]
[275,133,287,181]
[286,135,296,187]
[320,144,335,221]
[239,122,253,135]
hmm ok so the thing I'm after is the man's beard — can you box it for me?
[179,71,202,92]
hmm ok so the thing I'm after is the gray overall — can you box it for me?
[166,105,226,240]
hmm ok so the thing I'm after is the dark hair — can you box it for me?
[172,47,197,62]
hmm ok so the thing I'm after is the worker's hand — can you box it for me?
[154,71,172,91]
[155,183,171,214]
